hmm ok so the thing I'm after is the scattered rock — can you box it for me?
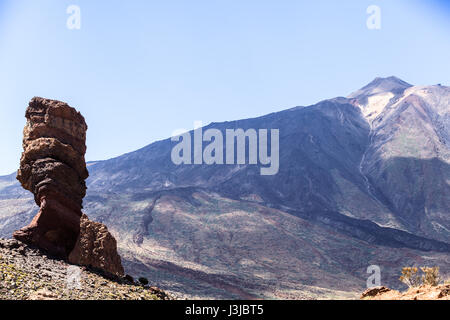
[18,246,26,256]
[29,288,58,300]
[0,239,22,250]
[124,274,134,284]
[361,284,450,300]
[360,286,391,298]
[438,286,450,298]
[0,238,173,300]
[148,286,172,300]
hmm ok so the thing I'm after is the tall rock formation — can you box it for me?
[14,97,88,256]
[13,97,124,276]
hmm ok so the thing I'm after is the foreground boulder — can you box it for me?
[13,97,124,276]
[69,214,124,277]
[360,286,392,298]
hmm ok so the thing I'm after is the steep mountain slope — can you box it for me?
[83,77,449,243]
[354,82,450,241]
[1,77,449,299]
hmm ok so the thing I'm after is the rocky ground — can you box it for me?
[361,284,450,300]
[0,238,173,300]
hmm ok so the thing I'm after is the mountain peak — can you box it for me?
[348,76,412,99]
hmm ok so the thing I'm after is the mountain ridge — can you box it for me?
[1,76,449,299]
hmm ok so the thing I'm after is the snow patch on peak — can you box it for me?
[348,76,412,99]
[355,91,395,122]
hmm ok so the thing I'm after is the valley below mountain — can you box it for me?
[1,77,449,299]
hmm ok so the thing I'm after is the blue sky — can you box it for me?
[0,0,449,175]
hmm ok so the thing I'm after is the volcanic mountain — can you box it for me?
[1,77,449,299]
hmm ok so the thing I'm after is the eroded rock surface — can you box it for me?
[13,97,123,276]
[14,97,88,256]
[69,214,124,277]
[360,286,392,298]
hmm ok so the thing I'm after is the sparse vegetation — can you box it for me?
[362,266,449,300]
[0,239,172,300]
[138,277,149,286]
[399,267,421,288]
[421,267,441,286]
[399,266,442,288]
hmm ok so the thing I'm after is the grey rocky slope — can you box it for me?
[0,238,171,300]
[1,77,449,299]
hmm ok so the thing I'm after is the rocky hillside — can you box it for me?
[0,238,172,300]
[1,77,449,299]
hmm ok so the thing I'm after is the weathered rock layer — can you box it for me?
[14,97,88,256]
[69,214,125,277]
[13,97,124,276]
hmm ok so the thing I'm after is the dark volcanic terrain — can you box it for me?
[1,77,449,299]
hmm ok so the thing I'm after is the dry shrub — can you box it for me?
[421,267,441,286]
[399,266,442,288]
[399,267,421,288]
